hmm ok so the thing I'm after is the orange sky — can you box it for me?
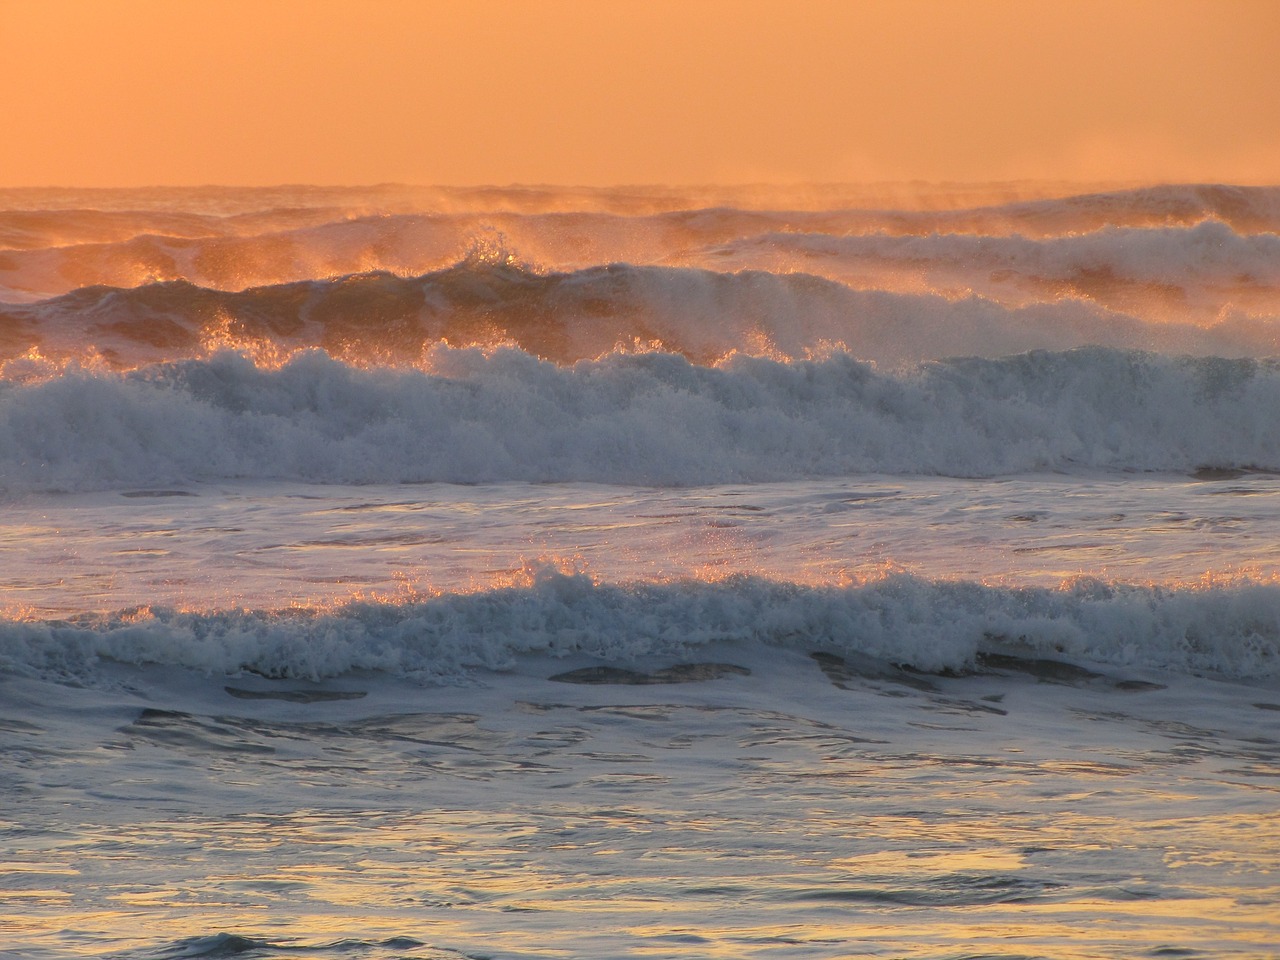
[2,0,1277,187]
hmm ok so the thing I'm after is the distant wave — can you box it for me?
[907,182,1280,236]
[4,567,1277,682]
[1,346,1277,492]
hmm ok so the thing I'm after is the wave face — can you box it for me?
[1,347,1277,491]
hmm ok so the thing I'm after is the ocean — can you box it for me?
[1,182,1278,959]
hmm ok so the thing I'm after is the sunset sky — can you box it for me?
[3,0,1277,187]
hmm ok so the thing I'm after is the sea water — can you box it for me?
[1,183,1278,959]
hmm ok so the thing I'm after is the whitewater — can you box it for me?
[1,183,1278,960]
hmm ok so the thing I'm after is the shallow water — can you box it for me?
[4,647,1279,960]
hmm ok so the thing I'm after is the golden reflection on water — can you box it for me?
[7,785,1278,960]
[5,647,1279,958]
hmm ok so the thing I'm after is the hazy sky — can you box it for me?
[3,0,1277,186]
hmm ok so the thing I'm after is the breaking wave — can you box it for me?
[1,346,1277,492]
[4,567,1277,683]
